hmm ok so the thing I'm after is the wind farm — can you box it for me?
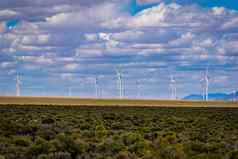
[1,63,237,107]
[3,61,236,103]
[1,0,238,159]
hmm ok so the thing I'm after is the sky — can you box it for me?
[0,0,238,99]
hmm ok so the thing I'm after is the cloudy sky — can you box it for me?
[0,0,238,99]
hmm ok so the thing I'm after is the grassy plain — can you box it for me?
[0,105,238,159]
[0,96,238,159]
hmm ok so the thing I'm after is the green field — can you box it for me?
[1,105,238,159]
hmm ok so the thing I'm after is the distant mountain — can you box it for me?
[183,91,238,101]
[183,94,203,100]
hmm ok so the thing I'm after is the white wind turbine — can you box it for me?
[116,67,124,99]
[169,75,177,100]
[14,56,25,97]
[200,68,209,101]
[94,76,100,98]
[16,73,21,96]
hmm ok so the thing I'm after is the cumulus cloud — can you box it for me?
[64,63,79,71]
[222,17,238,30]
[212,7,226,15]
[0,61,15,69]
[21,56,54,65]
[0,0,238,97]
[137,0,162,5]
[42,2,127,32]
[0,9,19,19]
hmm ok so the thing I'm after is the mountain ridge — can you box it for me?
[184,91,238,101]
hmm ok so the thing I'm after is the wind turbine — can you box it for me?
[169,75,177,100]
[14,56,24,97]
[16,73,21,96]
[116,67,124,99]
[95,76,100,98]
[200,68,209,101]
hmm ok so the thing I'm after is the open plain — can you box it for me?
[0,96,237,107]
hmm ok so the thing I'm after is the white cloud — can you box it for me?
[60,73,74,80]
[111,30,144,41]
[57,57,75,62]
[0,9,18,17]
[64,63,78,71]
[43,2,125,31]
[21,34,50,45]
[21,56,54,64]
[137,0,162,5]
[38,34,50,44]
[199,38,214,48]
[129,3,170,27]
[170,32,194,47]
[212,7,226,16]
[222,17,238,30]
[0,62,15,69]
[99,33,111,41]
[46,13,70,25]
[75,48,104,57]
[223,41,238,54]
[84,33,98,41]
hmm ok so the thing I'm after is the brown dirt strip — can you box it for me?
[0,96,237,108]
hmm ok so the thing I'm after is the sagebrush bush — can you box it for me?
[0,106,238,159]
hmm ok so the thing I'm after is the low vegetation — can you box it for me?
[0,105,238,159]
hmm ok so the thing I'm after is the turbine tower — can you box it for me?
[14,56,24,97]
[170,75,177,99]
[200,68,209,101]
[95,76,100,98]
[16,74,21,96]
[116,67,124,99]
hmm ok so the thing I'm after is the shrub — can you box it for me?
[37,129,56,140]
[27,138,51,157]
[158,131,178,145]
[0,155,5,159]
[13,136,32,147]
[121,132,142,146]
[116,151,131,159]
[56,133,88,157]
[189,141,208,153]
[37,154,49,159]
[42,118,55,125]
[160,144,185,159]
[227,150,238,159]
[95,124,108,139]
[111,141,125,154]
[81,130,95,139]
[48,152,72,159]
[128,140,151,157]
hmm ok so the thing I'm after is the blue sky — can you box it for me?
[0,0,238,99]
[128,0,238,15]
